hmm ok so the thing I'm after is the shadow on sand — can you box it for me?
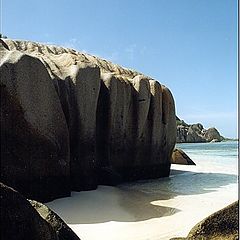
[46,170,237,224]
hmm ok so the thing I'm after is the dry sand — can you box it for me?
[47,161,237,240]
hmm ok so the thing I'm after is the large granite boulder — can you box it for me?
[68,63,101,191]
[186,124,206,143]
[0,43,70,202]
[171,201,239,240]
[176,117,224,143]
[0,182,58,240]
[203,127,224,142]
[186,201,239,239]
[176,125,188,143]
[1,39,177,200]
[30,200,80,240]
[0,182,80,240]
[171,148,196,165]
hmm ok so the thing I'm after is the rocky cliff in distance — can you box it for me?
[176,116,224,143]
[0,39,176,202]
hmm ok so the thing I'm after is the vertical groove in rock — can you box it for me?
[132,75,151,168]
[1,39,177,201]
[71,64,101,190]
[162,86,177,163]
[96,75,111,168]
[149,80,163,164]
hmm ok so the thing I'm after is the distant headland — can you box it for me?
[176,116,233,143]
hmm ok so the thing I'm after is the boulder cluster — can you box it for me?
[0,38,236,240]
[176,117,224,143]
[0,38,178,240]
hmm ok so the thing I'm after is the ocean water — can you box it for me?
[47,141,238,240]
[176,141,238,159]
[175,141,238,175]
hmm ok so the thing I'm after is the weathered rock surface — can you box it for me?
[0,182,80,240]
[204,127,224,142]
[171,148,196,165]
[0,46,70,202]
[30,200,80,240]
[176,117,224,143]
[171,201,239,240]
[1,39,176,201]
[0,182,58,240]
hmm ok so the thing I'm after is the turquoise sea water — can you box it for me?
[117,141,238,199]
[175,141,238,175]
[176,141,238,158]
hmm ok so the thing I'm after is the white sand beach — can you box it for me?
[47,145,238,240]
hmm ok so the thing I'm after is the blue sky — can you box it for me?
[1,0,238,138]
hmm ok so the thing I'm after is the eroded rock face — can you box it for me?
[203,127,224,142]
[0,182,58,240]
[176,118,224,143]
[187,201,238,240]
[171,201,239,240]
[0,47,70,202]
[0,182,80,240]
[30,200,80,240]
[1,39,177,201]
